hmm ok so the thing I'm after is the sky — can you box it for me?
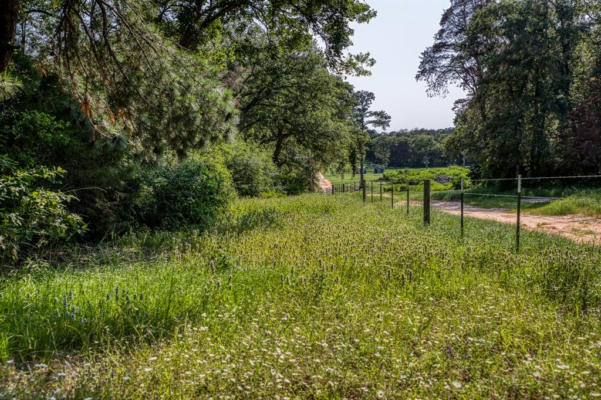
[346,0,465,131]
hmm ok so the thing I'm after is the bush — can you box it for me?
[0,157,85,263]
[1,54,135,240]
[222,141,280,197]
[382,166,470,190]
[129,159,234,230]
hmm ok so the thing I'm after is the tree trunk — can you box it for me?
[273,133,287,167]
[0,0,21,73]
[359,156,365,190]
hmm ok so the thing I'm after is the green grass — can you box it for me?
[433,186,601,216]
[533,195,601,216]
[2,194,601,398]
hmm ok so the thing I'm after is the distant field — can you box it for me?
[2,194,601,398]
[325,166,469,193]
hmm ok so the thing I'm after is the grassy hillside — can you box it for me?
[2,194,601,398]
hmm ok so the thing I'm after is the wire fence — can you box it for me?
[326,174,601,253]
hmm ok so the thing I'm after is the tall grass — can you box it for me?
[2,194,601,398]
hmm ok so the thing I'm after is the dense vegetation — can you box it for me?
[367,128,456,168]
[419,0,601,179]
[0,0,384,264]
[2,195,601,398]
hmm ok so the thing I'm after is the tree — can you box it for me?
[367,129,454,168]
[0,0,20,72]
[152,0,376,70]
[417,0,493,122]
[350,90,390,192]
[1,0,375,160]
[420,0,586,178]
[237,41,356,190]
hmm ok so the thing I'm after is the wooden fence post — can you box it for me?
[362,179,366,203]
[460,178,464,238]
[424,180,431,226]
[516,175,522,253]
[391,184,394,209]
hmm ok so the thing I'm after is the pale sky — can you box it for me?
[347,0,465,131]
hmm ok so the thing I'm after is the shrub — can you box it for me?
[223,141,280,197]
[0,157,85,263]
[129,159,234,230]
[382,166,470,190]
[1,54,135,240]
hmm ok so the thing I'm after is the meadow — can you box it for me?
[2,193,601,399]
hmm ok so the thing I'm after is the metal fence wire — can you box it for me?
[327,174,601,253]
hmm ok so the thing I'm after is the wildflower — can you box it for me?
[451,381,462,388]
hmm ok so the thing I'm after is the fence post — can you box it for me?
[362,180,367,203]
[332,183,335,195]
[343,183,345,193]
[460,178,464,238]
[380,182,383,201]
[371,181,374,203]
[391,184,394,209]
[406,188,410,216]
[424,180,431,226]
[516,174,522,253]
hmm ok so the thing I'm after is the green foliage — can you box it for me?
[533,196,601,217]
[367,128,455,168]
[383,166,470,191]
[222,141,280,197]
[129,159,235,231]
[0,73,22,102]
[419,0,593,178]
[0,54,137,239]
[238,41,355,171]
[0,157,85,263]
[349,90,390,177]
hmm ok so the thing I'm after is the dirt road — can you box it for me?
[429,200,601,245]
[317,173,332,193]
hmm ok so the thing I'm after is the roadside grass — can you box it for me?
[1,194,601,398]
[533,195,601,216]
[432,186,601,216]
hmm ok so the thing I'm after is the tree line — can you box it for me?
[418,0,601,179]
[366,128,456,168]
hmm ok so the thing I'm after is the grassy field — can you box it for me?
[2,194,601,398]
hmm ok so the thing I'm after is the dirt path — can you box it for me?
[428,200,601,245]
[317,173,332,193]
